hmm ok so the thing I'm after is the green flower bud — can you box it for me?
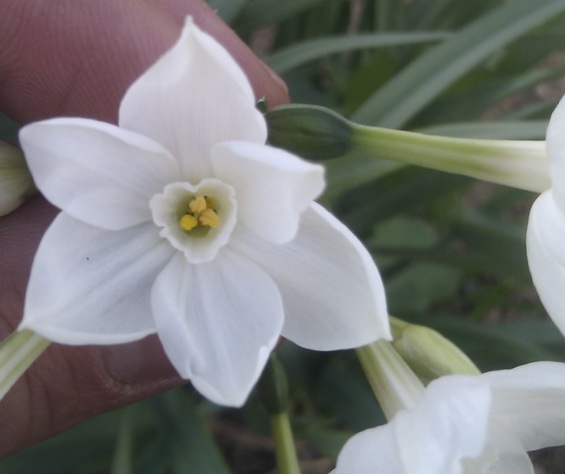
[266,105,353,160]
[391,318,480,384]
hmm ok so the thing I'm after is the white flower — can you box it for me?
[333,362,565,474]
[527,94,565,337]
[17,18,390,406]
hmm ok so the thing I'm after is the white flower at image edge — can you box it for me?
[17,18,390,406]
[527,93,565,338]
[333,362,565,474]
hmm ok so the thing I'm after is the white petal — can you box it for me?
[333,426,403,474]
[472,436,534,474]
[232,203,390,350]
[334,376,491,474]
[393,376,491,474]
[151,249,284,406]
[20,213,173,344]
[211,141,325,243]
[19,118,179,230]
[119,18,267,183]
[526,191,565,335]
[464,424,534,474]
[482,361,565,452]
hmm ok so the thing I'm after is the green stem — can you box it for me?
[353,124,549,193]
[271,411,301,474]
[258,354,301,474]
[0,330,50,399]
[111,405,135,474]
[357,340,425,420]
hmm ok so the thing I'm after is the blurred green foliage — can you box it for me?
[4,0,565,472]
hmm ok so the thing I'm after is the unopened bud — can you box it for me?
[266,105,353,160]
[391,319,480,383]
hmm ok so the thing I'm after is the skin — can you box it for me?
[0,0,288,457]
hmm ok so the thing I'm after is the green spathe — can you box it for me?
[356,340,424,420]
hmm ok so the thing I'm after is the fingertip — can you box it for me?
[0,0,181,124]
[0,0,288,127]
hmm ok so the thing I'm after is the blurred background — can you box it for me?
[3,0,565,472]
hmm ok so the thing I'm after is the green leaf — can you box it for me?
[233,0,329,32]
[155,390,231,474]
[267,32,450,74]
[301,429,350,459]
[324,155,402,201]
[450,207,529,279]
[386,263,462,313]
[415,60,565,125]
[205,0,248,24]
[0,403,155,474]
[336,168,471,236]
[404,0,458,30]
[316,355,385,432]
[351,0,565,127]
[0,112,20,145]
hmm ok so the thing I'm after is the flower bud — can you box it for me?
[391,319,480,383]
[266,105,353,160]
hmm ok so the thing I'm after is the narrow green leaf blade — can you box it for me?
[352,0,565,128]
[267,32,450,74]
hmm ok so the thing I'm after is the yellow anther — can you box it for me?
[198,208,220,228]
[188,196,207,214]
[181,195,220,232]
[180,214,198,231]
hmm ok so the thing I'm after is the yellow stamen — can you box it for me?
[180,195,220,232]
[188,196,207,214]
[180,214,199,231]
[198,208,220,228]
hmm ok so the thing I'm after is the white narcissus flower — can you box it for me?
[17,18,390,406]
[527,93,565,337]
[333,362,565,474]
